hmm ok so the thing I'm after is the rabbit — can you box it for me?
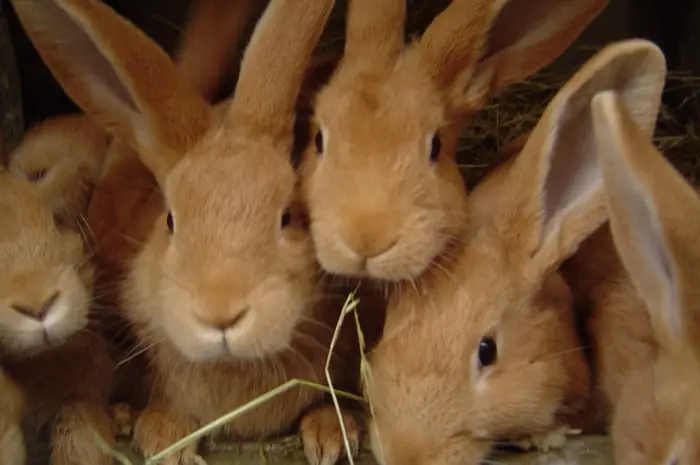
[81,0,274,412]
[10,0,377,464]
[7,113,112,230]
[0,165,116,465]
[588,89,700,464]
[300,0,609,282]
[556,46,668,438]
[362,39,667,465]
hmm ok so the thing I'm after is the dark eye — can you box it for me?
[478,336,497,368]
[314,130,324,154]
[27,168,48,182]
[430,133,441,162]
[166,211,174,234]
[280,208,292,228]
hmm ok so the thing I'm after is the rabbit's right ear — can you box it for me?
[439,0,609,115]
[493,40,666,281]
[592,91,700,357]
[9,0,212,184]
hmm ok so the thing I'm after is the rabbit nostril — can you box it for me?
[212,307,250,331]
[10,291,60,321]
[41,291,61,314]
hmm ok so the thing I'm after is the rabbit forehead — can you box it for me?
[315,62,445,149]
[166,143,295,227]
[0,176,56,248]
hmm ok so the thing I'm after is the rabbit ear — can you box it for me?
[174,0,263,103]
[592,91,700,356]
[343,0,405,69]
[226,0,334,145]
[496,39,666,279]
[418,0,608,115]
[9,0,212,185]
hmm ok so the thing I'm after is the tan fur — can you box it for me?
[0,169,115,464]
[174,0,263,103]
[364,40,664,465]
[574,85,700,463]
[555,44,669,442]
[8,113,111,228]
[10,0,379,464]
[302,0,608,282]
[0,368,25,465]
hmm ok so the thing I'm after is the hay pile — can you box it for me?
[456,66,700,189]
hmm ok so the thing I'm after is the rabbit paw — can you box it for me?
[134,407,200,465]
[300,405,360,465]
[110,402,138,439]
[508,424,571,452]
[0,420,25,465]
[50,401,115,465]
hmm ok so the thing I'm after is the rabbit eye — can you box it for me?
[314,130,324,154]
[430,133,441,162]
[478,336,497,368]
[166,212,175,234]
[27,168,48,182]
[280,208,292,228]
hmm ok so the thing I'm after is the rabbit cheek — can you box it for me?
[223,284,305,359]
[0,268,88,354]
[159,300,227,362]
[42,269,90,342]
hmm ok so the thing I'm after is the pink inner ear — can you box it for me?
[541,104,602,237]
[615,171,681,339]
[43,2,139,112]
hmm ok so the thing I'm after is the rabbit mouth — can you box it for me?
[167,307,298,363]
[0,292,88,356]
[314,229,442,281]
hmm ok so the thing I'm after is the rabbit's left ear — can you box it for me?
[493,40,666,280]
[10,0,212,185]
[592,90,700,357]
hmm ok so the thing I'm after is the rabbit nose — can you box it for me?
[10,291,61,321]
[199,306,250,331]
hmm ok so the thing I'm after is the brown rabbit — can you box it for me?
[301,0,608,282]
[0,166,115,465]
[7,113,112,230]
[83,0,271,411]
[10,0,372,464]
[364,39,666,465]
[557,46,668,437]
[589,90,700,465]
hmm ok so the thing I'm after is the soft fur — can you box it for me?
[364,40,666,465]
[0,368,25,465]
[556,41,669,441]
[599,95,700,463]
[8,113,111,229]
[565,55,698,463]
[0,167,115,465]
[302,0,608,281]
[10,1,376,464]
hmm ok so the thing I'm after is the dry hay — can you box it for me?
[456,66,700,189]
